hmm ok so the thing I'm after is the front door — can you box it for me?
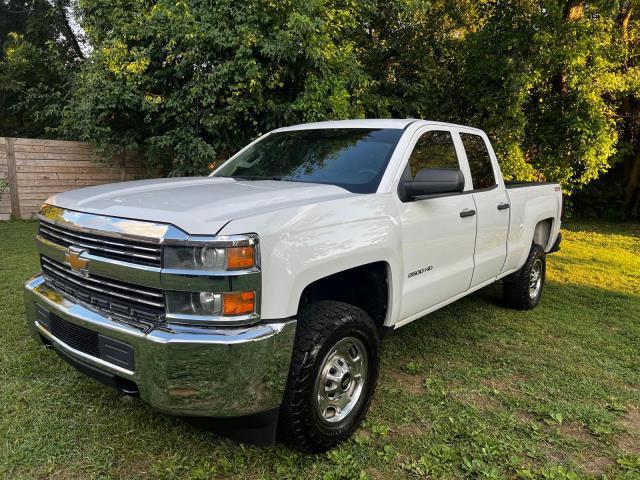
[397,128,477,321]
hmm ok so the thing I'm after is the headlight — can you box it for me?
[166,290,257,325]
[163,235,258,271]
[163,235,259,326]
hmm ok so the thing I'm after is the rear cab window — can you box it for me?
[459,133,496,190]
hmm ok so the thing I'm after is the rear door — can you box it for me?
[458,131,510,288]
[396,127,477,321]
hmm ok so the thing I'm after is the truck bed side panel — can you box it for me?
[503,184,562,273]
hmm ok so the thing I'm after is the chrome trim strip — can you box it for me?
[83,252,161,288]
[36,234,67,263]
[41,257,164,308]
[39,204,189,243]
[40,222,159,252]
[148,320,293,344]
[35,321,135,376]
[165,312,260,327]
[37,235,162,289]
[41,256,163,299]
[160,269,261,291]
[40,222,161,258]
[161,266,260,276]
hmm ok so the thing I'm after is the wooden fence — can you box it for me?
[0,138,152,220]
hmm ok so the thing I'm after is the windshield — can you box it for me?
[214,128,404,193]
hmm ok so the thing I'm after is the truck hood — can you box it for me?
[46,177,356,234]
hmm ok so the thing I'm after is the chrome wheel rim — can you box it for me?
[314,336,368,424]
[529,258,543,299]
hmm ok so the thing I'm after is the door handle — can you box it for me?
[460,209,476,218]
[497,203,510,210]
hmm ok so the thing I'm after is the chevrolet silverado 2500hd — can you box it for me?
[24,119,562,451]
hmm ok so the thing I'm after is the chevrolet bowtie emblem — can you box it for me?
[65,246,89,273]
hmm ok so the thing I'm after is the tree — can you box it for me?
[63,0,367,175]
[353,1,634,196]
[52,0,640,217]
[0,0,85,137]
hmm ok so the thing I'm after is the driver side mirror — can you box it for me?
[400,168,465,200]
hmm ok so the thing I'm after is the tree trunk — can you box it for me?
[553,2,585,96]
[624,151,640,219]
[55,0,85,60]
[617,2,639,218]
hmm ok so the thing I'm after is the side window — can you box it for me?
[408,130,459,178]
[460,133,496,189]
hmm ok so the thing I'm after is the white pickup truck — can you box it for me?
[24,119,562,451]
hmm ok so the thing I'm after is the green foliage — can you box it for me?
[402,360,423,374]
[0,0,83,137]
[63,0,368,175]
[0,178,7,203]
[353,1,637,193]
[2,0,639,204]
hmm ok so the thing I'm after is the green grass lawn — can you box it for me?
[1,220,639,479]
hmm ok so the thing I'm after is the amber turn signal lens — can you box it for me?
[226,246,255,270]
[223,291,255,316]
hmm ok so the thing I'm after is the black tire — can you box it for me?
[278,300,380,452]
[503,243,546,310]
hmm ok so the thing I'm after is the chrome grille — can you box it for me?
[38,220,162,267]
[41,256,164,328]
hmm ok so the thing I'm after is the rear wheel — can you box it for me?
[503,243,546,310]
[278,301,379,452]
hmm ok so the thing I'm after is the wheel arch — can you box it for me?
[297,261,393,330]
[532,217,554,250]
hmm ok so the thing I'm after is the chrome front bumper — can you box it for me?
[25,275,296,417]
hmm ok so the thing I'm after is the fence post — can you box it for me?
[5,137,21,219]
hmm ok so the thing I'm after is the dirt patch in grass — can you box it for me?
[481,375,528,393]
[616,406,640,454]
[514,411,536,424]
[393,421,429,438]
[559,422,598,445]
[113,453,156,478]
[367,467,387,480]
[387,371,424,395]
[579,454,615,477]
[451,390,501,411]
[557,423,614,476]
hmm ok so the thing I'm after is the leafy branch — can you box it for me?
[0,178,8,204]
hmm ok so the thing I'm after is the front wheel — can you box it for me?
[278,301,380,452]
[503,243,546,310]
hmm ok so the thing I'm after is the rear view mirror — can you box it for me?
[401,168,465,200]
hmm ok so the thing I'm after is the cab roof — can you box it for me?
[276,119,483,133]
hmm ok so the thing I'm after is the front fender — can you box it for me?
[218,195,402,324]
